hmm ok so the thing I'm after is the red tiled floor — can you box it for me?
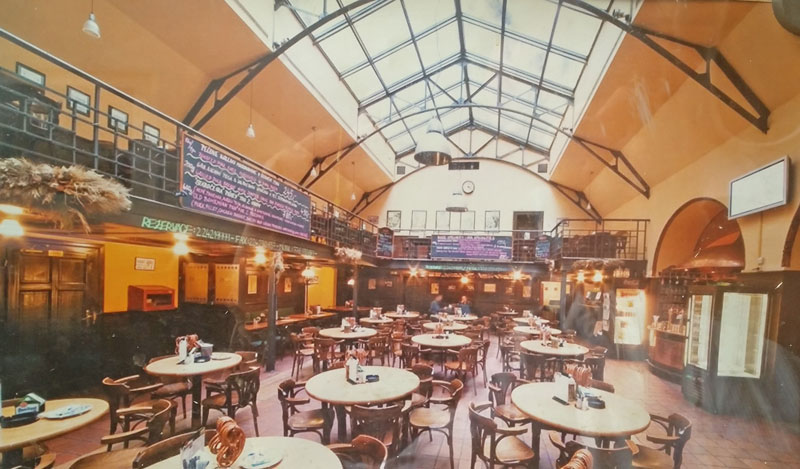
[44,339,800,468]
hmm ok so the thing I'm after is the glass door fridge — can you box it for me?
[717,292,768,379]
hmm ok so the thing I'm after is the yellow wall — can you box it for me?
[103,242,179,313]
[307,266,336,309]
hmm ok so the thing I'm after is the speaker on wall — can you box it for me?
[773,0,800,36]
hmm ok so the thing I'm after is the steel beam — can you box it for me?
[352,181,395,214]
[572,135,650,198]
[549,181,602,221]
[182,0,377,129]
[563,0,770,133]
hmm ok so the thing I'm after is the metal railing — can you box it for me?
[0,29,378,251]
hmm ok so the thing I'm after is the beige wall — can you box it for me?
[103,242,179,313]
[361,159,589,232]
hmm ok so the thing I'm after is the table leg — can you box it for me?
[190,375,203,429]
[335,404,347,442]
[531,422,542,468]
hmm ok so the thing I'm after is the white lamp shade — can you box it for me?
[445,191,467,212]
[82,13,100,38]
[414,118,451,166]
[246,123,256,139]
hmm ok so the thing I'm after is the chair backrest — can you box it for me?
[132,429,215,468]
[145,399,174,445]
[488,372,517,405]
[349,404,402,448]
[302,326,320,337]
[458,346,479,369]
[562,449,593,469]
[328,434,388,469]
[225,366,261,408]
[468,402,498,461]
[409,363,434,398]
[668,413,692,467]
[584,355,606,381]
[102,376,133,410]
[235,351,259,368]
[401,343,421,367]
[585,443,633,468]
[315,337,337,361]
[440,379,464,424]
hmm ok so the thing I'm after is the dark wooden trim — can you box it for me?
[782,205,800,268]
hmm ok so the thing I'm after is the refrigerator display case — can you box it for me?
[682,285,772,414]
[614,288,647,346]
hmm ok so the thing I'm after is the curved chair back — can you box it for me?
[328,434,387,469]
[132,429,215,468]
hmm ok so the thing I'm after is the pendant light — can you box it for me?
[414,118,452,166]
[246,84,256,139]
[350,161,356,201]
[310,127,318,178]
[82,0,101,39]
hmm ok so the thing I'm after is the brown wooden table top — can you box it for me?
[305,366,419,406]
[318,327,377,340]
[411,333,472,348]
[422,322,469,332]
[244,317,306,331]
[520,341,588,357]
[322,306,371,313]
[1,398,108,452]
[145,436,343,469]
[144,353,242,378]
[511,382,651,438]
[288,313,336,320]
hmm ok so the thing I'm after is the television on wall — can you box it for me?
[729,156,790,219]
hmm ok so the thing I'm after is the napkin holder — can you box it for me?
[554,373,576,403]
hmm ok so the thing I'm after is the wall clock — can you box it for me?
[462,180,475,194]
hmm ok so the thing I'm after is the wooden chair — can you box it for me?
[468,401,536,468]
[100,399,173,451]
[390,332,409,367]
[145,355,193,420]
[631,413,692,468]
[408,379,464,469]
[302,326,320,337]
[400,343,433,368]
[131,429,215,468]
[444,346,479,394]
[360,335,390,366]
[585,355,606,381]
[562,329,577,343]
[549,431,634,468]
[520,352,557,382]
[328,434,388,469]
[487,373,532,430]
[288,333,315,378]
[276,379,334,444]
[313,337,342,372]
[101,376,166,435]
[562,449,593,469]
[349,404,403,457]
[474,339,491,387]
[401,363,434,444]
[201,366,261,436]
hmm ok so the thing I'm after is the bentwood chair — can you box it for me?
[631,413,692,468]
[468,401,536,468]
[349,404,403,457]
[487,373,532,431]
[408,379,464,469]
[520,352,557,382]
[101,376,166,435]
[277,379,335,444]
[474,339,491,386]
[101,399,173,451]
[328,435,388,469]
[444,346,479,394]
[360,335,390,366]
[131,429,215,468]
[147,355,193,419]
[401,364,434,445]
[549,432,635,468]
[400,343,434,369]
[288,333,315,378]
[201,366,261,436]
[313,337,343,372]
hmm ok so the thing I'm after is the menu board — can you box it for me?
[181,135,311,239]
[431,235,512,261]
[376,227,394,258]
[535,237,551,259]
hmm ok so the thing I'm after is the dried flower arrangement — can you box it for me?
[272,251,285,274]
[0,158,131,232]
[335,246,363,263]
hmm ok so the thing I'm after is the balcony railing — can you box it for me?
[0,28,378,252]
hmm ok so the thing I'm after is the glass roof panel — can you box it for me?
[365,97,392,122]
[466,63,495,84]
[440,108,469,130]
[529,127,555,149]
[550,6,604,57]
[501,75,532,98]
[374,45,421,86]
[389,133,415,153]
[503,37,546,81]
[404,0,455,34]
[416,22,460,69]
[393,80,427,109]
[543,54,584,91]
[352,1,410,57]
[461,0,504,29]
[429,64,464,92]
[463,22,501,64]
[505,0,558,43]
[318,27,366,71]
[344,66,384,100]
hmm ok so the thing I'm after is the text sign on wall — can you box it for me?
[181,135,311,239]
[376,227,394,258]
[430,235,512,261]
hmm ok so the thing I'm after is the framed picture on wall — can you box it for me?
[485,210,500,230]
[108,106,129,134]
[411,210,427,230]
[522,285,532,298]
[505,285,514,295]
[66,86,91,116]
[386,210,401,229]
[368,278,377,290]
[461,211,475,230]
[431,282,439,294]
[143,122,161,145]
[16,63,45,86]
[284,277,292,293]
[435,211,450,230]
[134,257,155,271]
[484,283,496,293]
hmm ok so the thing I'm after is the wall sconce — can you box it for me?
[512,270,522,281]
[253,247,267,265]
[576,271,585,283]
[592,271,604,283]
[460,275,469,285]
[173,232,190,255]
[301,266,315,280]
[347,278,355,286]
[0,218,24,237]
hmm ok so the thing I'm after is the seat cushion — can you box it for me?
[288,409,327,431]
[202,392,240,408]
[632,445,674,468]
[152,381,191,397]
[494,404,530,423]
[409,407,450,429]
[482,435,535,464]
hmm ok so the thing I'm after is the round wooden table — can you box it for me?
[498,311,521,317]
[385,311,420,319]
[514,326,562,336]
[1,398,108,465]
[318,327,377,341]
[359,317,393,325]
[520,340,588,357]
[422,322,468,332]
[513,316,550,325]
[305,366,420,441]
[411,333,472,349]
[449,315,479,322]
[145,436,343,469]
[144,352,242,427]
[511,382,651,464]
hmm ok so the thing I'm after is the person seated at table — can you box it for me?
[429,294,444,314]
[458,295,472,316]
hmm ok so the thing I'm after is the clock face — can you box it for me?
[462,180,475,194]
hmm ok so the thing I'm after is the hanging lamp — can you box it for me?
[414,117,452,166]
[82,0,101,38]
[246,84,255,139]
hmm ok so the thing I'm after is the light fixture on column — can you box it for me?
[246,83,256,139]
[512,270,523,281]
[414,117,452,166]
[0,218,24,237]
[173,233,190,256]
[82,0,101,39]
[460,275,469,285]
[253,247,267,265]
[301,265,315,280]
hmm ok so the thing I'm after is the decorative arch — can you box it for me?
[652,198,745,275]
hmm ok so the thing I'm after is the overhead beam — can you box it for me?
[182,0,378,129]
[562,0,770,133]
[352,181,395,214]
[571,135,650,198]
[549,181,602,221]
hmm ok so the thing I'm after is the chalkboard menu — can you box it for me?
[181,135,311,239]
[535,237,551,259]
[376,227,394,258]
[431,235,512,261]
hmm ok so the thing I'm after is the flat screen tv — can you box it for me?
[729,156,790,219]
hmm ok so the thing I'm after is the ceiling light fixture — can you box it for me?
[82,0,101,39]
[173,241,189,256]
[414,117,452,166]
[310,127,318,178]
[301,265,315,280]
[0,218,24,237]
[576,271,585,283]
[253,247,267,265]
[593,271,604,283]
[246,83,255,139]
[512,270,523,281]
[460,275,469,285]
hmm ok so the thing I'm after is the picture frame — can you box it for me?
[411,210,427,230]
[461,211,475,230]
[134,257,155,271]
[435,211,450,230]
[247,274,259,295]
[284,276,292,293]
[66,86,91,116]
[16,62,45,86]
[430,282,439,294]
[108,106,129,134]
[485,210,500,231]
[484,283,496,293]
[386,210,401,229]
[143,122,160,145]
[505,286,514,295]
[368,278,377,290]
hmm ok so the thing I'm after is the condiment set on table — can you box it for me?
[176,334,214,364]
[552,372,605,410]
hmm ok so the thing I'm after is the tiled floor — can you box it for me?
[46,340,800,469]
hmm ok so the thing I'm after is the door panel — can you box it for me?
[58,258,86,287]
[20,255,51,283]
[56,290,85,320]
[19,290,51,325]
